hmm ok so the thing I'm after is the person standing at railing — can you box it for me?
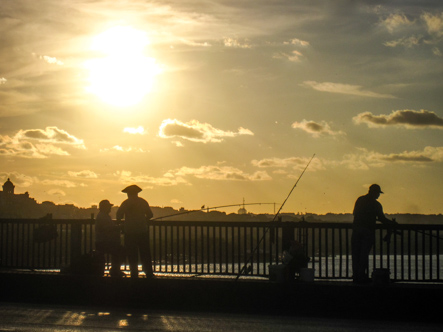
[117,185,154,279]
[351,184,397,283]
[95,199,124,277]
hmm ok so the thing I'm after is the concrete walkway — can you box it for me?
[1,271,442,323]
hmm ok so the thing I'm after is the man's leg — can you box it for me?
[125,234,139,278]
[138,232,154,278]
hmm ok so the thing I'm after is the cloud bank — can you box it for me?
[159,119,253,143]
[0,127,85,158]
[353,110,443,129]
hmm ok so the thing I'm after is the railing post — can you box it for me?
[70,223,82,264]
[282,222,295,251]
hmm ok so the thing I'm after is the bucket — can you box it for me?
[299,268,314,282]
[268,264,288,283]
[372,268,390,285]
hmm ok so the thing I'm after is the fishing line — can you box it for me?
[236,153,316,280]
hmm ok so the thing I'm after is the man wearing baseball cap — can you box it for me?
[95,199,124,277]
[352,184,397,283]
[117,185,154,278]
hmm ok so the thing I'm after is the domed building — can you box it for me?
[2,178,15,195]
[0,178,38,218]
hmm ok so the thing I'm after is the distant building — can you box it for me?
[0,178,38,218]
[238,199,247,215]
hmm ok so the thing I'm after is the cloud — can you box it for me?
[16,127,85,147]
[421,12,443,38]
[223,37,252,49]
[174,165,271,181]
[252,156,324,172]
[47,189,67,197]
[40,179,77,188]
[353,109,443,129]
[32,53,64,65]
[68,170,98,178]
[116,170,189,187]
[273,50,304,62]
[333,146,443,170]
[284,38,310,46]
[158,119,254,143]
[380,13,414,33]
[116,164,271,187]
[0,172,37,188]
[123,126,145,135]
[301,81,396,99]
[384,35,422,48]
[291,120,345,138]
[0,127,85,158]
[432,47,442,56]
[100,145,145,153]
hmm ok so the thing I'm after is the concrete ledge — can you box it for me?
[1,272,442,323]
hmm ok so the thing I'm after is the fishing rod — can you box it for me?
[384,226,443,243]
[152,202,277,221]
[236,153,316,280]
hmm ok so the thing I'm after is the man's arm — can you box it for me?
[145,203,153,220]
[377,202,397,226]
[116,202,125,221]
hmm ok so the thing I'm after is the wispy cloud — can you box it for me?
[68,170,98,178]
[123,126,145,135]
[291,120,345,138]
[384,35,422,48]
[115,170,188,187]
[40,179,77,188]
[100,145,146,153]
[273,50,304,62]
[223,37,252,49]
[332,146,443,170]
[353,110,443,129]
[174,165,271,181]
[301,81,396,99]
[252,156,323,172]
[284,38,310,46]
[32,53,64,65]
[116,164,271,187]
[159,119,253,143]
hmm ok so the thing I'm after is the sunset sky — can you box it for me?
[1,1,442,215]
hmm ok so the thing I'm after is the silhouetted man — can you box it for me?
[352,184,397,283]
[117,185,154,278]
[95,199,124,277]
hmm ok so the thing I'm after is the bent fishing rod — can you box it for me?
[236,153,316,280]
[151,202,277,220]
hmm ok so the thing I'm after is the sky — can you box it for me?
[0,0,442,215]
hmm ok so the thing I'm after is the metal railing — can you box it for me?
[1,218,442,282]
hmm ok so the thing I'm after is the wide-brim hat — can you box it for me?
[99,199,113,209]
[122,184,142,194]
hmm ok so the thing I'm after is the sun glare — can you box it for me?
[86,26,162,107]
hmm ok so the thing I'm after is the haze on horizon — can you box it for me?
[0,1,442,215]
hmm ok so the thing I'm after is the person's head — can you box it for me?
[99,199,113,213]
[121,184,142,198]
[368,184,383,199]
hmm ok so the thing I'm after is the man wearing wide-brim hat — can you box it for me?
[117,184,154,278]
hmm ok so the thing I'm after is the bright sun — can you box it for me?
[86,26,162,107]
